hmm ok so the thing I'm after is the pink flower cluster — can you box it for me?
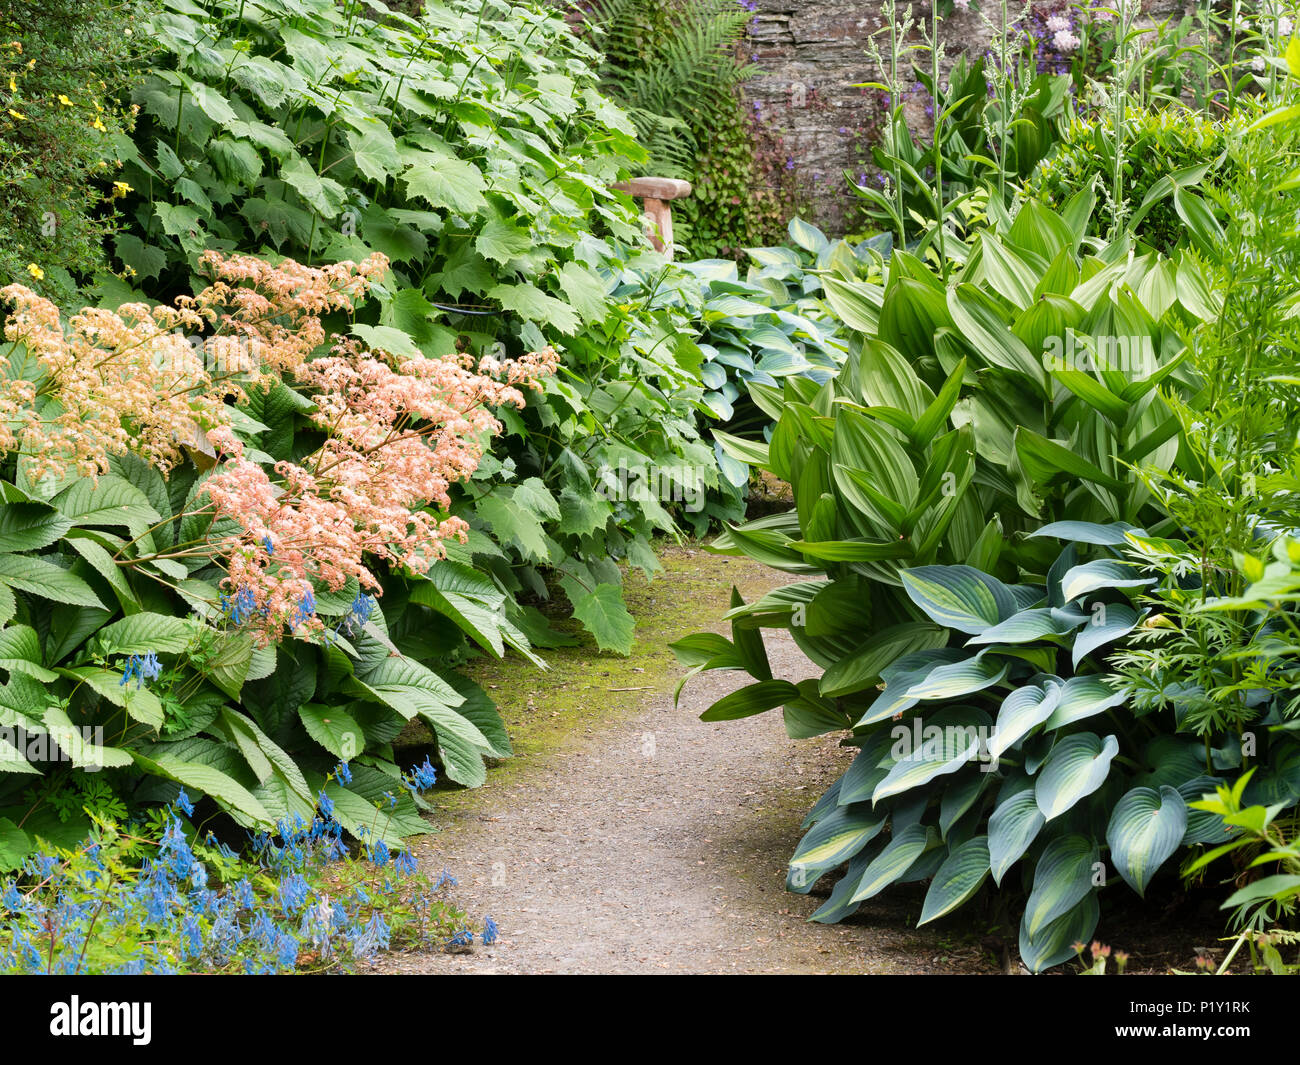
[1,251,559,644]
[202,335,557,639]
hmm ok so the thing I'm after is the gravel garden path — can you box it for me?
[368,547,991,975]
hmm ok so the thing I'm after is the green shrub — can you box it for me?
[114,0,743,650]
[674,195,1236,969]
[0,0,148,304]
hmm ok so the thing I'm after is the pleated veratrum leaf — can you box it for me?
[789,804,886,871]
[820,622,947,697]
[1106,785,1187,896]
[919,835,991,924]
[1013,428,1125,491]
[699,679,799,721]
[1019,892,1099,973]
[1024,835,1098,937]
[852,647,968,726]
[1058,559,1154,603]
[966,606,1081,646]
[900,565,1019,634]
[1043,675,1126,730]
[989,679,1062,758]
[1035,733,1120,820]
[988,788,1046,884]
[902,653,1007,701]
[849,823,932,902]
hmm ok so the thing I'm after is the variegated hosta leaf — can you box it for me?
[900,565,1021,634]
[1042,675,1126,730]
[988,788,1045,884]
[872,708,993,803]
[1106,785,1187,896]
[1023,834,1098,938]
[849,823,933,902]
[1070,602,1141,667]
[1058,559,1154,603]
[989,678,1063,759]
[902,653,1008,701]
[1035,733,1120,820]
[919,835,991,924]
[1019,891,1099,974]
[1028,520,1137,545]
[965,606,1082,646]
[788,805,886,885]
[852,647,967,726]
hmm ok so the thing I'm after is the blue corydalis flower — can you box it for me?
[482,916,499,945]
[119,652,161,690]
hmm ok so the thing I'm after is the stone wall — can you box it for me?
[741,0,1188,235]
[744,0,993,235]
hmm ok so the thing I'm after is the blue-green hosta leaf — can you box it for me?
[1035,733,1120,820]
[1071,603,1141,667]
[989,679,1063,759]
[988,789,1045,883]
[1177,776,1238,846]
[901,565,1020,634]
[966,606,1083,646]
[789,805,886,874]
[873,708,993,803]
[1106,785,1187,896]
[939,771,990,838]
[1043,675,1126,730]
[1028,521,1137,545]
[1058,559,1154,604]
[919,835,991,924]
[902,653,1008,701]
[852,648,968,726]
[849,823,932,902]
[1019,891,1100,973]
[1024,835,1098,938]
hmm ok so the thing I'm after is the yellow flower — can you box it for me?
[91,116,106,131]
[25,59,33,69]
[7,75,14,92]
[7,108,24,121]
[58,94,73,106]
[26,263,43,280]
[111,181,132,199]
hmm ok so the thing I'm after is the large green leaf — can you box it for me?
[901,565,1019,634]
[989,679,1062,759]
[0,554,103,609]
[848,823,932,902]
[1023,834,1098,937]
[1019,891,1099,973]
[1035,733,1120,820]
[700,680,800,722]
[299,704,366,761]
[1106,785,1187,896]
[988,788,1045,884]
[919,835,991,924]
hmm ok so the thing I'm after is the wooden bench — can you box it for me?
[612,176,693,259]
